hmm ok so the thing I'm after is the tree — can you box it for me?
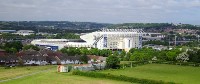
[113,51,119,57]
[10,47,17,53]
[99,49,112,57]
[166,51,177,61]
[157,50,167,61]
[130,52,146,61]
[129,48,136,53]
[187,49,200,63]
[119,50,126,61]
[176,52,189,62]
[80,48,89,55]
[3,41,23,53]
[124,52,131,61]
[23,44,40,51]
[89,48,99,55]
[106,55,120,69]
[80,55,88,64]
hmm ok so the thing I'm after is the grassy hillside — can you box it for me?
[1,68,132,84]
[100,64,200,84]
[0,65,56,81]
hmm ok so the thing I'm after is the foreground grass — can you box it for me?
[100,64,200,84]
[1,69,132,84]
[0,65,56,81]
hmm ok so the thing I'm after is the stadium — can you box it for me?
[31,29,145,51]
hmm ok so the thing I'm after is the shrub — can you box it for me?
[72,71,176,84]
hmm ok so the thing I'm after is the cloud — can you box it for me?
[0,0,200,24]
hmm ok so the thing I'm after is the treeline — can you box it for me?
[0,41,23,53]
[108,23,200,29]
[108,23,200,32]
[59,47,187,62]
[60,47,186,69]
[0,41,39,53]
[176,24,200,30]
[108,23,174,33]
[60,47,112,57]
[127,48,182,61]
[108,23,173,29]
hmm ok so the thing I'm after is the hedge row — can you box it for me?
[123,61,200,67]
[154,61,200,67]
[72,71,176,84]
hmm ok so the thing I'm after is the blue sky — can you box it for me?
[0,0,200,24]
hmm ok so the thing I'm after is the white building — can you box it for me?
[31,29,144,51]
[14,30,34,36]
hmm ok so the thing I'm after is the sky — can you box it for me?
[0,0,200,24]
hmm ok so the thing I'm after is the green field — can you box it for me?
[0,66,131,84]
[2,64,200,84]
[100,64,200,84]
[0,65,56,81]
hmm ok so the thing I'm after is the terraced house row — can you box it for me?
[0,49,82,66]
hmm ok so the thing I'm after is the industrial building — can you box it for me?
[31,29,144,51]
[14,30,34,36]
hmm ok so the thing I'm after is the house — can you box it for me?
[0,50,7,65]
[0,49,19,66]
[39,49,81,65]
[39,49,61,65]
[87,55,107,63]
[84,55,107,70]
[0,49,8,65]
[17,49,82,65]
[59,56,80,64]
[6,54,19,65]
[0,49,7,56]
[0,55,18,66]
[17,49,47,65]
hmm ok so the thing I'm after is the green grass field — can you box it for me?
[2,64,200,84]
[0,66,131,84]
[101,64,200,84]
[0,65,56,81]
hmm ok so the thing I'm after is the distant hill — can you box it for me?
[108,23,173,29]
[108,23,200,33]
[0,21,111,30]
[108,23,200,29]
[0,21,199,33]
